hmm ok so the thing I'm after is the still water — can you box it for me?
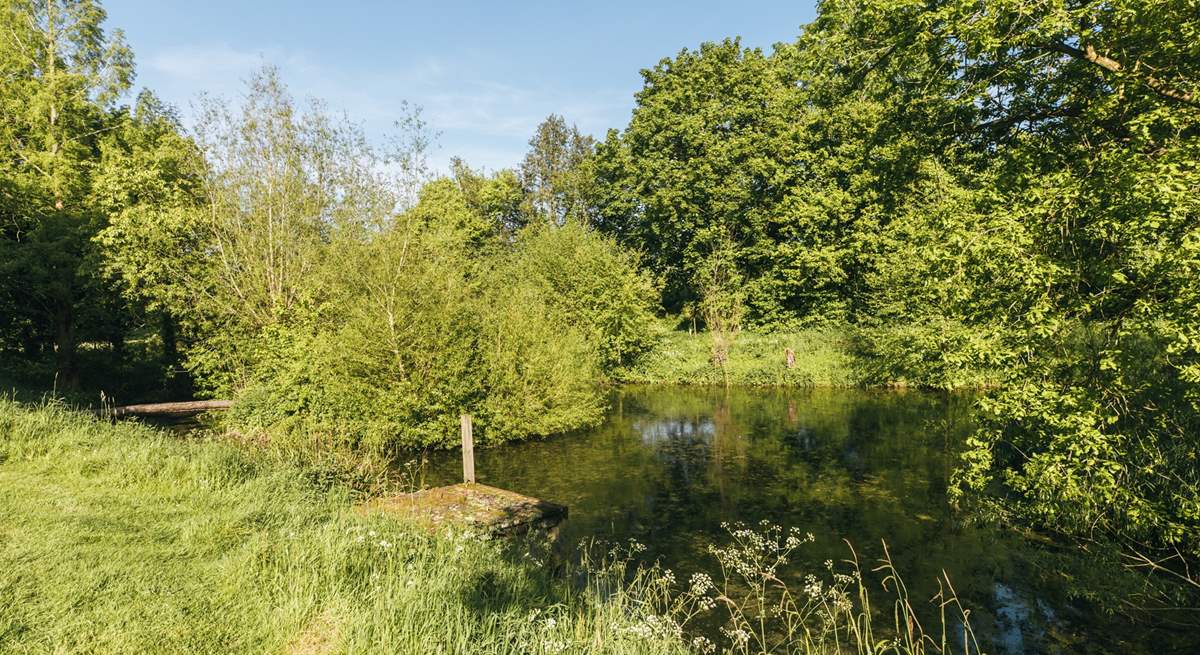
[424,385,1198,654]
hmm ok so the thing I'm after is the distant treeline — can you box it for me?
[2,0,1199,591]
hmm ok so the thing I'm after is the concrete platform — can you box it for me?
[358,483,567,537]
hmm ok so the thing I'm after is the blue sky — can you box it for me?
[105,1,817,173]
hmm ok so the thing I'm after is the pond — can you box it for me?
[422,385,1198,654]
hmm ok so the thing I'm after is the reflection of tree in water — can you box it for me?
[634,415,714,488]
[632,416,715,447]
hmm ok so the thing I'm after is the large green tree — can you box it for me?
[593,39,785,318]
[92,90,206,394]
[0,0,133,388]
[591,36,948,327]
[803,0,1200,577]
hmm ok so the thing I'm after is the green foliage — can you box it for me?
[520,114,597,226]
[450,158,527,235]
[591,34,950,328]
[498,221,659,371]
[1,32,653,451]
[691,239,746,372]
[227,195,656,450]
[475,268,603,442]
[0,0,136,388]
[593,39,794,319]
[92,91,205,316]
[227,222,512,449]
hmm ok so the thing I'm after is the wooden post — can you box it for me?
[461,413,475,484]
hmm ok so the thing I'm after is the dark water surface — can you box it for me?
[422,386,1198,654]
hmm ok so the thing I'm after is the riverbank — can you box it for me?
[0,399,687,654]
[0,398,983,654]
[616,326,1007,390]
[615,328,857,387]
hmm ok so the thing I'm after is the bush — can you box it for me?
[227,215,654,451]
[851,320,1009,390]
[499,221,660,371]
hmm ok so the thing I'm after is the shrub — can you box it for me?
[228,217,653,450]
[499,221,660,371]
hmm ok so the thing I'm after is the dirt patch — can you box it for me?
[285,609,341,655]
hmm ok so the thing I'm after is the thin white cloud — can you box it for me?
[138,43,633,174]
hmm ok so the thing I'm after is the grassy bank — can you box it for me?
[0,400,979,654]
[616,329,856,387]
[0,399,690,654]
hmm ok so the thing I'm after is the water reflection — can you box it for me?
[423,385,1195,654]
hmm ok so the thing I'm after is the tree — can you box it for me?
[92,90,206,394]
[692,236,744,379]
[591,37,905,326]
[160,65,424,394]
[519,114,595,226]
[449,157,526,237]
[593,40,778,316]
[800,0,1200,574]
[0,0,134,387]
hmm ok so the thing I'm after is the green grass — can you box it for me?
[617,329,856,387]
[0,399,689,655]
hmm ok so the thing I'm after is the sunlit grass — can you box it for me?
[617,328,856,387]
[0,399,689,654]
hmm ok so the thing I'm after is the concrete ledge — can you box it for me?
[358,483,567,537]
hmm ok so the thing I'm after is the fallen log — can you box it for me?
[109,400,232,418]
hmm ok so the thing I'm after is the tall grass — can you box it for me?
[0,399,683,654]
[577,525,981,655]
[0,399,978,654]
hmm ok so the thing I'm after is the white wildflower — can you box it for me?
[689,572,714,595]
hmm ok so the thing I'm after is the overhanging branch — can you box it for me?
[1047,41,1200,110]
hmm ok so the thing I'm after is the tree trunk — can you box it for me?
[160,311,178,369]
[109,400,232,418]
[54,303,78,390]
[159,311,191,397]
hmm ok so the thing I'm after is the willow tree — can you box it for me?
[98,65,430,395]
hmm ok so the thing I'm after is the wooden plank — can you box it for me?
[461,413,475,484]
